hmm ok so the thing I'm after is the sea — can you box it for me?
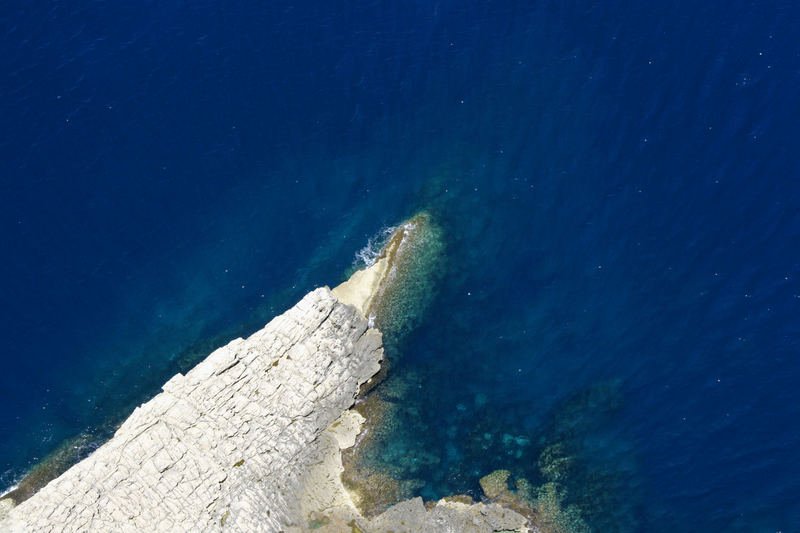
[2,1,799,531]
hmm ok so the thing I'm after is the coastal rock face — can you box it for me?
[1,215,531,532]
[1,288,382,533]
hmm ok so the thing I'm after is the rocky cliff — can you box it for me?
[0,217,530,533]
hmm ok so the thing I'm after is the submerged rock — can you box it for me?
[480,469,512,499]
[473,464,592,533]
[0,432,96,508]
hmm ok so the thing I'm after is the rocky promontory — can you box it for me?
[0,216,531,532]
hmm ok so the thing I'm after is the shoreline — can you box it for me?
[0,214,532,532]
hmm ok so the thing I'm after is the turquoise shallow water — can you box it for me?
[3,1,800,530]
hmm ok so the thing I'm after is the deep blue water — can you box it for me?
[2,1,800,530]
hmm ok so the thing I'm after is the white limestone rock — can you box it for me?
[0,498,13,522]
[0,288,382,533]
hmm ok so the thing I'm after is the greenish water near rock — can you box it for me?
[343,207,639,531]
[368,212,446,351]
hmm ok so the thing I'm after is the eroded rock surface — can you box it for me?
[0,288,382,533]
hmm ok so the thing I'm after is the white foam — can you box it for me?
[354,225,395,267]
[0,483,18,499]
